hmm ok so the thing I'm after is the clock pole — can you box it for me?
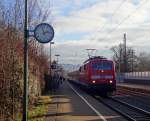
[22,4,54,120]
[23,0,28,121]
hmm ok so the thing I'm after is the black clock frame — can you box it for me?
[34,23,54,43]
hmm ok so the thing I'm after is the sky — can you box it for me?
[3,0,150,65]
[43,0,150,65]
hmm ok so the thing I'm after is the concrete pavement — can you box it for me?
[45,81,127,121]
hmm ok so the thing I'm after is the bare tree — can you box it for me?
[136,52,150,71]
[0,0,52,120]
[111,44,137,72]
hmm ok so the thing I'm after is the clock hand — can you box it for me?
[42,27,46,35]
[44,31,51,34]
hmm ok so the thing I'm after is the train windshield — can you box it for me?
[92,61,113,70]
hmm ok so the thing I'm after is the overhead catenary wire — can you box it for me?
[98,0,128,33]
[88,0,127,40]
[99,0,149,42]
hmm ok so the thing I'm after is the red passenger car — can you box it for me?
[69,56,116,95]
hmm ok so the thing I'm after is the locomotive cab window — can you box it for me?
[92,61,113,70]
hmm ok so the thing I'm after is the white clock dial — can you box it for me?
[34,23,54,43]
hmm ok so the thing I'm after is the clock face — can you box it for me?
[34,23,54,43]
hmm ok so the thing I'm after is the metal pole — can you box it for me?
[119,44,121,73]
[131,50,134,72]
[124,33,127,72]
[55,54,60,64]
[23,0,28,121]
[50,42,52,76]
[119,43,121,82]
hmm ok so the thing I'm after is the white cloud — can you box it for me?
[45,0,150,64]
[45,39,114,64]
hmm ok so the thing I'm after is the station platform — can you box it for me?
[117,83,150,94]
[44,81,127,121]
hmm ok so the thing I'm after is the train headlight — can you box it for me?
[92,80,96,84]
[109,80,113,84]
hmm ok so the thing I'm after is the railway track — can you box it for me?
[117,87,150,100]
[94,95,150,121]
[71,82,150,121]
[116,87,150,112]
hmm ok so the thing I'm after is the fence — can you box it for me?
[117,72,150,85]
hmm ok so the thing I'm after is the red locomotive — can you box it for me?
[68,56,116,95]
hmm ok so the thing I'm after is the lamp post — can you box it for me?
[55,54,60,64]
[50,42,54,77]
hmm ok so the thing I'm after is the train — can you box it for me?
[68,56,116,95]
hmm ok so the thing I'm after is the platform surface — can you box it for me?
[45,81,127,121]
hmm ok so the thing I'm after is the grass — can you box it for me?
[17,96,52,121]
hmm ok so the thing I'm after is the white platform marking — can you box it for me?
[67,82,107,121]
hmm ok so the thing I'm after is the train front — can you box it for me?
[89,60,116,94]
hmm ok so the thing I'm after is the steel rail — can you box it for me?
[70,81,150,121]
[110,97,150,116]
[93,96,150,121]
[117,87,150,99]
[94,96,136,121]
